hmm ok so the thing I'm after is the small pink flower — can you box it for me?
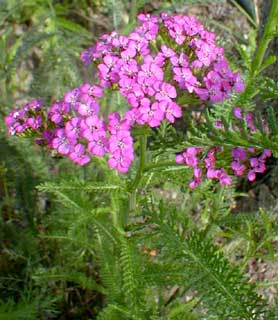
[69,143,90,166]
[173,67,198,93]
[65,117,81,141]
[108,150,134,173]
[139,101,164,127]
[159,101,182,123]
[233,107,242,120]
[247,170,256,181]
[232,148,247,161]
[81,115,106,141]
[170,53,189,67]
[77,100,99,117]
[231,161,246,176]
[219,170,232,186]
[88,131,107,157]
[80,83,103,100]
[232,73,245,93]
[154,82,177,101]
[52,129,74,155]
[138,61,164,85]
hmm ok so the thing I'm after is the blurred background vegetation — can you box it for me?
[1,0,277,319]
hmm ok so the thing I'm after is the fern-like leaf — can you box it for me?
[150,205,267,319]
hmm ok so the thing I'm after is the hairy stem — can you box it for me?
[129,134,147,213]
[130,135,147,192]
[111,191,122,229]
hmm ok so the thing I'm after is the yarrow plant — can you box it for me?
[4,12,271,187]
[3,2,278,318]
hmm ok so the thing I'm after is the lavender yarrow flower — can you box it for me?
[107,113,134,173]
[88,130,108,157]
[6,13,246,175]
[5,100,44,136]
[159,100,182,123]
[69,143,91,166]
[138,100,164,128]
[81,13,244,107]
[107,115,134,173]
[65,117,82,142]
[80,115,106,141]
[80,83,103,99]
[247,150,271,181]
[175,147,203,167]
[107,113,130,134]
[80,46,96,65]
[154,82,177,101]
[176,146,233,188]
[189,167,203,189]
[52,128,74,155]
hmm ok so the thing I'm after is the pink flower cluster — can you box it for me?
[176,146,233,188]
[5,13,245,174]
[176,107,272,188]
[43,83,134,172]
[231,147,271,182]
[5,100,43,136]
[81,13,244,104]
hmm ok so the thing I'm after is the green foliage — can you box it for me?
[188,104,278,157]
[145,201,267,319]
[0,293,58,320]
[0,1,107,316]
[34,168,276,319]
[218,208,278,263]
[0,299,40,320]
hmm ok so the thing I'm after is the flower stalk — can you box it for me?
[129,134,147,213]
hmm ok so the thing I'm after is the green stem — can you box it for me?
[129,0,138,26]
[129,134,147,212]
[0,78,7,102]
[251,0,278,76]
[111,191,121,229]
[130,135,147,192]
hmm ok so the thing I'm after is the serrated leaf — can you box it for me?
[37,182,119,244]
[236,44,252,69]
[37,181,122,192]
[168,298,199,319]
[259,55,276,73]
[266,107,278,135]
